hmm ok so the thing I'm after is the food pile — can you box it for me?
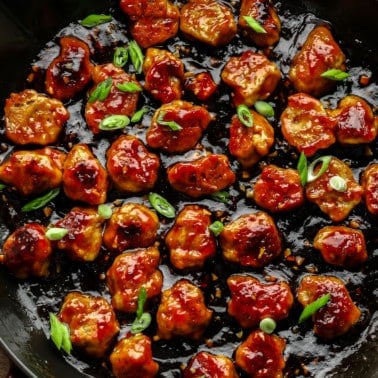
[0,0,377,377]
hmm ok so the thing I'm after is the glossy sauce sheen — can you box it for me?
[0,1,377,377]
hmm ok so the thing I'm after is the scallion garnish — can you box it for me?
[307,156,331,183]
[130,287,152,334]
[21,188,60,212]
[148,192,176,218]
[297,152,308,186]
[98,204,113,219]
[116,82,142,93]
[320,69,350,81]
[254,100,275,118]
[80,14,112,28]
[329,175,347,192]
[113,46,128,68]
[299,293,331,323]
[243,15,267,34]
[128,40,144,74]
[0,183,6,190]
[88,77,113,103]
[99,115,130,131]
[259,317,277,334]
[49,313,72,354]
[209,221,224,236]
[131,107,149,123]
[157,112,182,131]
[237,104,254,128]
[45,227,68,241]
[211,191,230,203]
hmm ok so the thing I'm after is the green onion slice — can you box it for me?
[320,69,350,81]
[148,192,176,218]
[113,46,128,67]
[80,14,112,28]
[99,115,130,131]
[211,191,230,203]
[0,183,6,190]
[45,227,68,241]
[157,112,182,131]
[329,175,347,192]
[131,312,152,334]
[254,100,275,118]
[131,107,149,123]
[98,204,113,219]
[259,317,277,334]
[237,104,254,127]
[136,287,147,319]
[49,313,72,354]
[209,221,224,236]
[307,156,331,183]
[243,15,267,34]
[299,293,331,323]
[21,188,60,212]
[297,152,308,186]
[88,77,113,103]
[116,82,142,93]
[128,40,144,74]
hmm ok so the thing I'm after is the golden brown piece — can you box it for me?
[221,50,281,106]
[361,163,378,215]
[63,144,108,205]
[167,154,235,198]
[110,334,159,378]
[313,226,368,268]
[180,0,237,46]
[106,247,163,313]
[220,211,282,268]
[146,100,212,154]
[103,202,159,253]
[4,89,69,146]
[239,0,281,47]
[305,157,363,222]
[235,330,286,378]
[59,292,119,358]
[227,274,294,329]
[229,109,275,168]
[156,279,213,340]
[329,95,378,144]
[106,135,160,194]
[0,223,52,279]
[183,351,239,378]
[54,206,105,262]
[280,93,337,156]
[297,275,361,339]
[143,48,185,103]
[85,63,141,134]
[253,164,304,212]
[0,147,65,197]
[289,25,346,97]
[165,205,216,270]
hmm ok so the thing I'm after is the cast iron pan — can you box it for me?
[0,0,377,377]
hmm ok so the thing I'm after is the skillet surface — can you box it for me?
[0,0,377,377]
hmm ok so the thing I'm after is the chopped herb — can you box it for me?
[237,104,254,127]
[128,40,144,74]
[21,188,60,212]
[131,107,149,123]
[259,317,277,334]
[45,227,68,241]
[297,152,308,186]
[98,204,113,219]
[80,14,112,28]
[157,111,182,131]
[0,183,6,190]
[88,77,113,103]
[299,293,331,323]
[116,82,142,93]
[99,115,130,131]
[243,15,267,34]
[211,191,230,203]
[329,175,347,192]
[209,221,224,236]
[113,46,128,68]
[130,287,152,334]
[149,192,176,218]
[307,156,331,183]
[49,313,72,354]
[254,100,275,118]
[321,69,350,81]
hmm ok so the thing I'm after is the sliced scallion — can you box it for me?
[148,192,175,218]
[116,82,142,93]
[128,40,144,74]
[297,152,308,186]
[130,287,152,334]
[45,227,68,241]
[243,15,267,34]
[21,188,60,212]
[49,313,72,354]
[307,156,331,183]
[299,293,331,323]
[88,77,113,103]
[99,115,130,131]
[254,100,275,118]
[80,14,112,28]
[321,69,350,81]
[211,191,230,203]
[237,104,254,128]
[98,204,113,219]
[209,221,224,236]
[131,107,149,123]
[0,183,6,190]
[329,175,347,192]
[113,46,128,68]
[259,317,277,334]
[157,111,182,131]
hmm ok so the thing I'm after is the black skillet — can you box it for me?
[0,0,377,377]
